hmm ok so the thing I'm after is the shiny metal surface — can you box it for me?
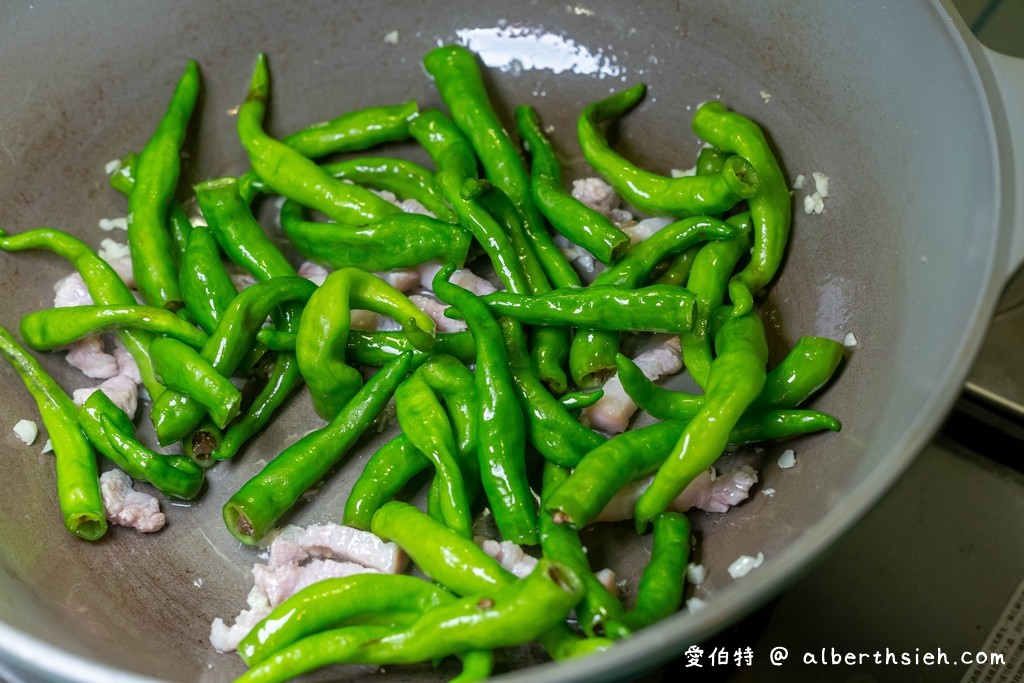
[0,1,1020,682]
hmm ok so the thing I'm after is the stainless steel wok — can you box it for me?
[0,1,1021,681]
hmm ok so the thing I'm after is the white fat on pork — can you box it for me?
[111,337,142,385]
[622,216,675,245]
[73,374,139,419]
[53,272,94,308]
[209,586,272,654]
[97,238,135,288]
[65,337,120,379]
[594,465,759,522]
[477,537,539,579]
[572,177,620,216]
[100,469,165,532]
[581,337,683,435]
[409,294,467,333]
[298,260,331,287]
[253,558,380,608]
[210,522,404,652]
[266,523,406,574]
[374,268,421,293]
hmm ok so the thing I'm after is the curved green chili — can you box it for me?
[193,175,305,461]
[238,573,455,666]
[408,108,530,294]
[0,228,163,399]
[394,370,473,538]
[237,54,401,226]
[149,336,242,429]
[295,267,434,420]
[424,44,579,291]
[577,83,759,216]
[617,334,845,421]
[77,390,203,500]
[432,264,538,545]
[223,351,412,545]
[149,276,318,445]
[623,511,690,630]
[460,176,571,395]
[634,308,768,530]
[568,215,743,388]
[680,211,753,388]
[108,151,193,263]
[370,501,604,660]
[0,326,106,541]
[540,461,630,639]
[457,283,697,334]
[178,226,238,336]
[279,199,471,271]
[311,156,455,222]
[19,304,209,352]
[691,101,791,315]
[544,419,686,530]
[342,433,430,531]
[502,318,606,468]
[517,104,629,264]
[127,60,200,311]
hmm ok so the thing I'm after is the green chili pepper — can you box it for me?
[277,100,417,159]
[651,244,701,287]
[149,336,242,430]
[342,433,430,530]
[370,501,610,661]
[423,44,579,292]
[0,228,164,399]
[558,389,605,412]
[177,226,238,336]
[238,573,455,666]
[517,104,630,264]
[502,318,605,468]
[680,211,753,388]
[577,83,759,216]
[19,304,209,352]
[540,461,630,639]
[108,151,193,263]
[237,559,582,681]
[691,101,791,315]
[0,326,106,541]
[695,146,731,176]
[568,215,743,388]
[408,108,531,294]
[452,650,494,683]
[295,267,435,420]
[312,156,455,222]
[223,351,412,545]
[544,419,685,530]
[237,54,401,226]
[394,370,473,538]
[149,276,318,445]
[371,500,510,595]
[728,408,841,443]
[127,60,200,311]
[256,328,478,368]
[460,176,571,395]
[617,334,844,421]
[193,175,305,461]
[235,624,393,683]
[751,336,846,409]
[352,558,584,665]
[451,283,697,334]
[279,198,471,271]
[634,309,768,530]
[623,511,690,630]
[77,391,203,500]
[432,264,538,545]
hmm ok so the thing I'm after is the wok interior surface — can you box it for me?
[0,1,1006,681]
